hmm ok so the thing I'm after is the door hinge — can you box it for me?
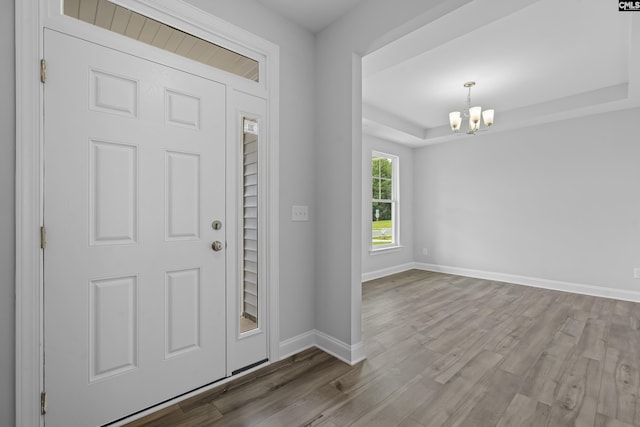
[40,59,46,83]
[40,226,47,249]
[40,391,47,415]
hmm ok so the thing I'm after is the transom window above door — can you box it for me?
[63,0,260,82]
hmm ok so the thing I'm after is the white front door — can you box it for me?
[43,29,227,426]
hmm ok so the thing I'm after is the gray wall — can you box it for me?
[361,135,414,276]
[0,0,15,425]
[315,0,465,346]
[413,107,640,291]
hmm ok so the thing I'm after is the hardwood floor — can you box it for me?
[125,270,640,426]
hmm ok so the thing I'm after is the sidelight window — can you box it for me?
[240,118,259,333]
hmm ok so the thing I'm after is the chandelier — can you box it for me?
[448,81,494,134]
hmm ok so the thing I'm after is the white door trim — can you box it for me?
[15,1,280,425]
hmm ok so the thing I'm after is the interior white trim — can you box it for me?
[363,261,640,303]
[368,245,404,256]
[412,262,640,303]
[43,0,270,95]
[278,330,317,360]
[265,50,281,367]
[350,52,364,365]
[15,1,43,426]
[316,330,365,366]
[280,330,366,366]
[361,262,415,283]
[15,1,279,425]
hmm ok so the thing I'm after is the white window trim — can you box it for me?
[369,245,404,255]
[370,150,400,252]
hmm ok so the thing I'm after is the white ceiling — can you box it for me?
[363,0,640,146]
[254,0,639,146]
[255,0,364,33]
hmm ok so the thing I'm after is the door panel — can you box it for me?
[44,29,226,427]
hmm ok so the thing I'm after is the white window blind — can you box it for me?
[242,122,258,323]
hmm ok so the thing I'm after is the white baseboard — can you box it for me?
[315,330,366,365]
[279,330,365,366]
[285,262,640,371]
[279,330,317,360]
[361,262,415,282]
[415,262,640,303]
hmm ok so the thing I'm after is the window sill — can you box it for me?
[369,245,404,256]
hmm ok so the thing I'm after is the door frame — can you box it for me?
[15,1,280,425]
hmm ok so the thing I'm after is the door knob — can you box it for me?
[212,241,223,252]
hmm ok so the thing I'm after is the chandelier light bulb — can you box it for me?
[482,109,494,127]
[469,117,480,133]
[449,112,462,131]
[469,106,482,123]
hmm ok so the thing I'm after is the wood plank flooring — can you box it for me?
[125,270,640,426]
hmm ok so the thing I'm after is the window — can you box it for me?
[371,152,398,249]
[241,118,259,333]
[63,0,259,81]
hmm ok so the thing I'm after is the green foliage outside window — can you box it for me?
[372,155,394,246]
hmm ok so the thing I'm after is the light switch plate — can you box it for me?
[292,205,309,221]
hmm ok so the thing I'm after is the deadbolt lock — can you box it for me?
[212,220,222,230]
[212,241,223,252]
